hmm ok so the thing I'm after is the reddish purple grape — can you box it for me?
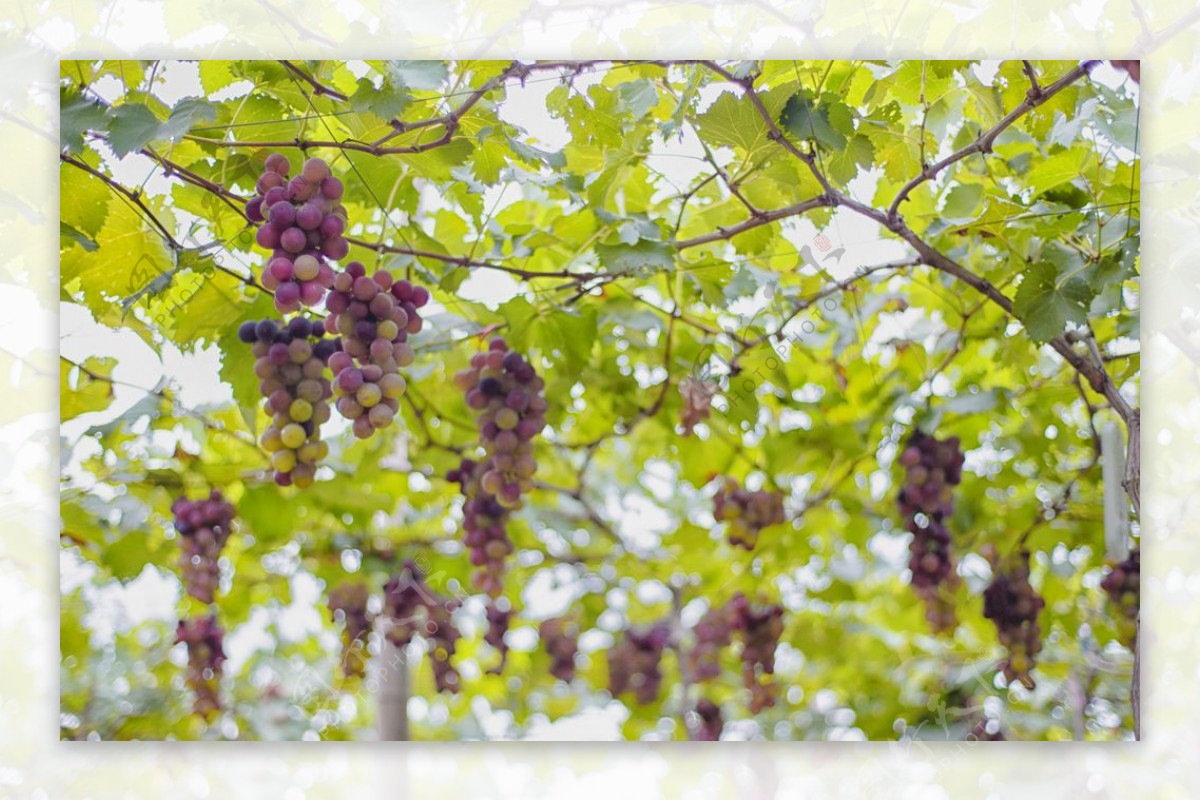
[171,490,235,604]
[982,547,1044,690]
[539,617,579,682]
[382,561,461,694]
[713,477,786,550]
[1100,548,1139,647]
[328,582,373,679]
[608,623,670,705]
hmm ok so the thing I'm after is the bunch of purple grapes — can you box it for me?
[896,432,965,631]
[896,431,965,518]
[171,490,236,604]
[1100,548,1139,648]
[238,318,340,487]
[729,593,784,714]
[382,560,461,694]
[607,623,670,705]
[691,698,724,741]
[982,548,1045,690]
[246,154,347,313]
[686,602,734,682]
[328,582,373,679]
[175,615,226,720]
[539,617,579,683]
[454,337,548,507]
[324,262,428,439]
[713,477,786,550]
[446,458,512,597]
[484,602,512,673]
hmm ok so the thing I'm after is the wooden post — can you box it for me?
[377,637,410,741]
[1102,422,1128,560]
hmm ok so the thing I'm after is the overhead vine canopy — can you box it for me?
[59,59,1140,741]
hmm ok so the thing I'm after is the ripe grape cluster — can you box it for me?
[246,154,347,313]
[449,338,547,594]
[238,318,340,487]
[485,602,512,673]
[678,375,715,435]
[171,491,235,604]
[982,548,1045,690]
[713,477,786,550]
[729,593,784,714]
[382,560,461,694]
[608,624,670,705]
[691,698,724,741]
[328,582,373,679]
[539,617,579,683]
[175,616,226,719]
[897,432,966,632]
[686,602,734,682]
[1100,548,1139,647]
[324,262,429,439]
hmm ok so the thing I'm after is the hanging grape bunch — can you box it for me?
[713,477,786,550]
[729,592,784,714]
[539,617,580,683]
[1100,548,1139,647]
[484,602,512,674]
[175,616,226,719]
[678,375,716,434]
[246,154,347,313]
[691,698,724,741]
[896,431,966,632]
[238,318,341,487]
[450,338,548,594]
[328,582,373,679]
[426,603,462,694]
[325,263,429,439]
[382,560,461,694]
[171,490,236,604]
[686,601,734,682]
[607,623,670,705]
[982,547,1045,690]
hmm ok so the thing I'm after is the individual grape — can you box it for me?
[382,560,461,694]
[713,477,786,550]
[175,616,226,720]
[484,602,512,674]
[171,490,236,604]
[324,262,426,439]
[1100,548,1139,648]
[328,582,373,679]
[981,547,1045,690]
[539,617,579,683]
[686,601,734,682]
[240,317,341,487]
[245,154,347,313]
[607,623,670,705]
[896,431,966,632]
[729,592,784,714]
[691,698,724,741]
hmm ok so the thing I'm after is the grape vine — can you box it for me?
[712,477,786,550]
[897,431,965,631]
[238,318,341,487]
[982,547,1045,690]
[171,490,236,604]
[175,615,226,720]
[246,155,346,313]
